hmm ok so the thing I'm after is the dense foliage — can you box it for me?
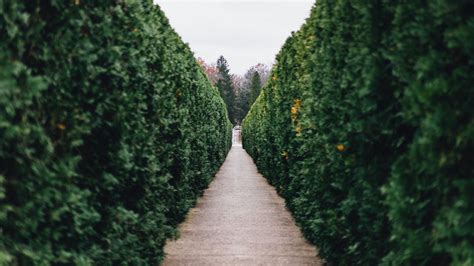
[248,71,262,109]
[243,1,474,265]
[216,56,236,124]
[234,70,262,125]
[0,0,231,264]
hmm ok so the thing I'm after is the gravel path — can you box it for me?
[163,144,321,265]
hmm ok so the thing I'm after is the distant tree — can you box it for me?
[198,58,269,124]
[234,88,250,125]
[231,74,246,124]
[248,71,261,106]
[243,63,270,88]
[232,64,269,124]
[197,57,219,85]
[216,56,236,124]
[231,74,244,94]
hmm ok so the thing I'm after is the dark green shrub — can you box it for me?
[0,1,231,264]
[243,1,473,265]
[383,1,474,264]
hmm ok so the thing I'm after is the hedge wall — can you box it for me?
[243,1,473,265]
[0,1,231,264]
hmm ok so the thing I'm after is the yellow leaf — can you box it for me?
[336,144,345,152]
[295,125,302,135]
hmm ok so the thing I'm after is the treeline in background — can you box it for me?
[198,56,270,126]
[0,1,231,264]
[243,1,473,265]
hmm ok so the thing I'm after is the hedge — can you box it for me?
[243,1,474,265]
[0,1,231,264]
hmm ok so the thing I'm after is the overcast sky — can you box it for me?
[154,0,314,75]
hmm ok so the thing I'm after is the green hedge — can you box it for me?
[0,1,231,264]
[243,1,473,265]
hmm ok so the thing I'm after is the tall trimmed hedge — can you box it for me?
[243,1,474,265]
[0,1,231,264]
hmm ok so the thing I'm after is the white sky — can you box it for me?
[154,0,314,75]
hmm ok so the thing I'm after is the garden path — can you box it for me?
[163,144,321,265]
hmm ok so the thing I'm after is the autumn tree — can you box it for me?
[197,57,219,85]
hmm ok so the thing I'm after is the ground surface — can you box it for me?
[163,144,321,266]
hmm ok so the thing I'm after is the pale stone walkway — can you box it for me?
[163,145,321,265]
